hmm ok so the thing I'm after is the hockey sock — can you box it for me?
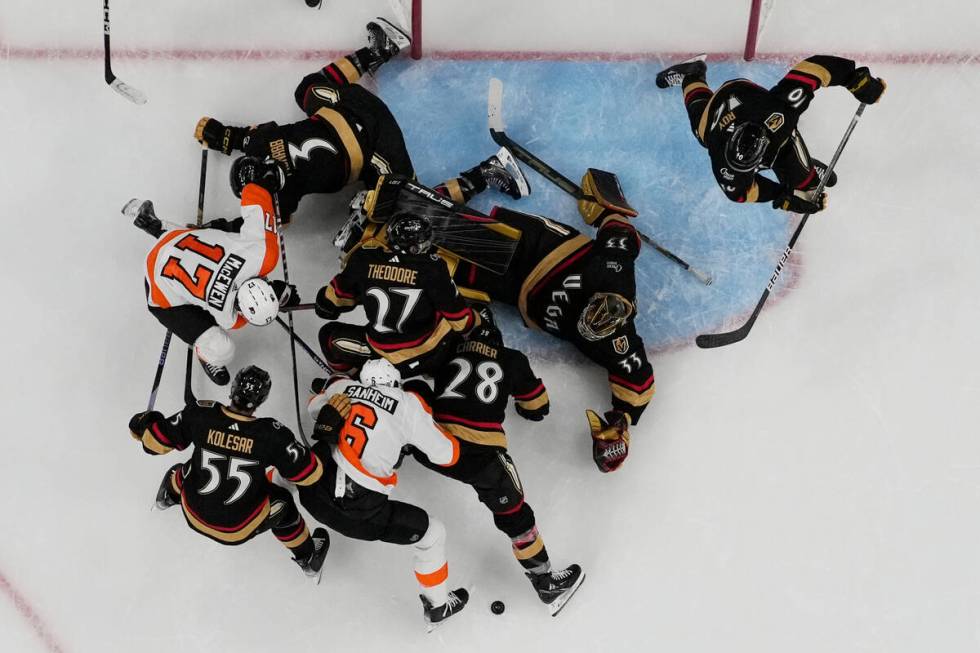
[274,516,313,560]
[414,519,449,606]
[164,464,183,502]
[511,525,550,574]
[683,81,713,141]
[322,51,368,87]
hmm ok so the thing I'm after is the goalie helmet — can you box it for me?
[230,365,272,412]
[359,358,401,387]
[236,277,279,326]
[387,212,433,255]
[724,122,770,173]
[577,292,635,342]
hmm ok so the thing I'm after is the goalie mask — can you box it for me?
[725,122,769,173]
[387,212,433,255]
[577,293,634,342]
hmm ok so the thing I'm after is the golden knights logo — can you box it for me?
[312,86,340,104]
[765,112,785,132]
[613,335,630,355]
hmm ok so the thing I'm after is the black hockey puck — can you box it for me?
[490,600,505,615]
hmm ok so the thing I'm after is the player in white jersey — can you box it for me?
[133,157,298,385]
[299,358,469,630]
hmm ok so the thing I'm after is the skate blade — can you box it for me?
[548,572,586,617]
[121,198,142,217]
[494,147,531,198]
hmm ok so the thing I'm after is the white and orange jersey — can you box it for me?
[307,378,459,495]
[144,184,280,330]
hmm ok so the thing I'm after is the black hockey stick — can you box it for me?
[147,329,173,411]
[487,78,713,286]
[273,195,311,445]
[183,147,208,404]
[103,0,147,104]
[275,317,332,374]
[695,103,867,349]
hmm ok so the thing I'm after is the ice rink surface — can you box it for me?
[2,1,980,652]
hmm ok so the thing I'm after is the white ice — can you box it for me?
[1,1,979,652]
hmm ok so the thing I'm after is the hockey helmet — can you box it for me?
[359,358,401,387]
[724,121,770,173]
[229,155,285,199]
[577,292,635,342]
[236,277,279,326]
[230,365,272,412]
[387,212,433,255]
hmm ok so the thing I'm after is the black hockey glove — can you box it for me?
[847,67,886,105]
[515,402,549,422]
[230,156,285,198]
[312,394,351,443]
[314,286,342,320]
[271,280,300,308]
[773,188,828,214]
[128,410,164,440]
[195,117,247,155]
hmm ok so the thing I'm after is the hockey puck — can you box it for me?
[490,600,505,615]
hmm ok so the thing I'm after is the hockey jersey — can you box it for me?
[307,378,459,495]
[144,184,280,330]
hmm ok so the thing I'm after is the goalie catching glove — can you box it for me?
[586,409,631,473]
[312,393,351,443]
[578,169,639,225]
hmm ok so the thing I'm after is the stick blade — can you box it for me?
[695,329,748,349]
[488,77,505,132]
[110,78,147,105]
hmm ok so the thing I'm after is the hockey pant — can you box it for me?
[298,454,451,604]
[148,304,233,367]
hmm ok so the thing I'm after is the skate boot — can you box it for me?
[655,53,707,89]
[122,198,165,238]
[480,147,531,199]
[810,158,838,188]
[420,587,469,632]
[305,0,322,7]
[365,17,411,73]
[294,528,330,584]
[527,564,585,616]
[152,473,179,511]
[198,357,230,386]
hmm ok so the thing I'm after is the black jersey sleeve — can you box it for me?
[316,252,364,319]
[770,55,858,117]
[129,403,201,455]
[575,324,654,425]
[507,350,550,421]
[424,257,480,334]
[265,425,325,487]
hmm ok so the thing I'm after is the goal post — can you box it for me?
[743,0,774,61]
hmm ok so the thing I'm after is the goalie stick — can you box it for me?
[487,78,713,286]
[103,0,147,105]
[695,103,868,349]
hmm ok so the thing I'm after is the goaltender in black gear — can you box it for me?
[128,366,329,580]
[656,54,886,214]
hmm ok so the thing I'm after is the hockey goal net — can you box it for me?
[743,0,776,60]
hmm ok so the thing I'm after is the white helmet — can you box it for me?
[359,358,401,387]
[236,277,279,326]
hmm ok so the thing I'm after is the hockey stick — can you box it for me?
[146,330,173,411]
[695,103,867,349]
[487,78,713,286]
[103,0,147,105]
[273,195,311,445]
[275,317,332,374]
[184,146,208,404]
[283,302,315,313]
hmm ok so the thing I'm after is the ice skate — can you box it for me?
[481,146,531,199]
[294,528,330,584]
[655,53,707,88]
[198,358,230,386]
[527,564,585,616]
[151,473,178,512]
[421,587,469,632]
[367,17,411,63]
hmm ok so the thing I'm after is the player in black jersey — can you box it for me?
[127,366,330,580]
[655,54,886,213]
[315,212,481,377]
[447,172,653,472]
[407,307,585,615]
[194,18,527,222]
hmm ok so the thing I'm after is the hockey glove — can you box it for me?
[515,403,548,422]
[586,409,630,473]
[314,286,342,320]
[128,410,164,440]
[578,169,638,226]
[230,156,285,198]
[195,117,247,155]
[773,188,828,214]
[847,67,886,105]
[312,393,351,443]
[271,280,300,308]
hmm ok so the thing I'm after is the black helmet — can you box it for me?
[387,212,433,255]
[230,365,272,412]
[724,122,769,173]
[472,304,503,346]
